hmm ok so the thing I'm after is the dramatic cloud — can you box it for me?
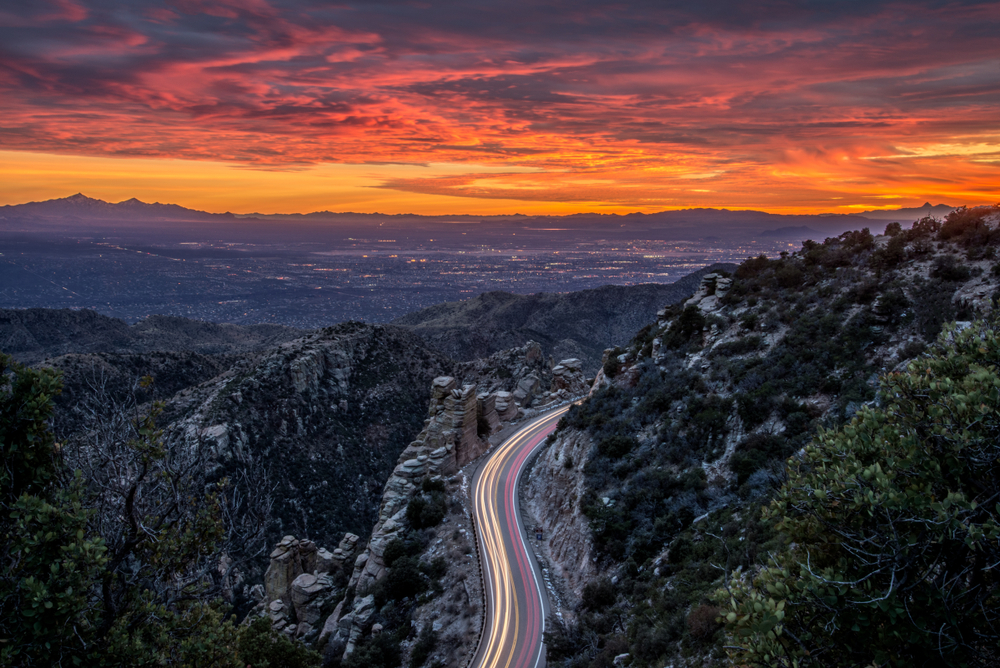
[1,0,998,212]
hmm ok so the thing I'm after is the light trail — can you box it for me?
[471,405,570,668]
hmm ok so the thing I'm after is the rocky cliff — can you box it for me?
[156,322,457,548]
[522,428,598,613]
[308,344,591,666]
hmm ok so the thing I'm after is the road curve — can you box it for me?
[470,405,571,668]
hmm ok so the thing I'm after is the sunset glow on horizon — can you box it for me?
[1,0,998,215]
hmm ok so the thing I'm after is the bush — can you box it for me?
[725,316,1000,667]
[870,235,907,272]
[603,347,623,378]
[930,254,972,281]
[597,434,637,459]
[236,616,321,668]
[409,624,438,668]
[662,306,706,350]
[378,556,426,603]
[905,216,941,240]
[406,491,446,529]
[728,433,787,486]
[581,578,617,610]
[687,604,722,642]
[938,205,990,243]
[735,254,772,279]
[342,632,403,668]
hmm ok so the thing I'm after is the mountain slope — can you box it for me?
[0,308,301,365]
[528,206,1000,668]
[392,264,736,373]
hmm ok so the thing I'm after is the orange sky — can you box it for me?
[1,0,998,215]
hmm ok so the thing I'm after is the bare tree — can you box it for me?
[62,368,274,642]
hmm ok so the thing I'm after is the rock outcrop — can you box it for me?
[344,374,491,598]
[550,358,588,395]
[322,347,578,661]
[157,322,457,550]
[257,533,358,641]
[683,271,733,313]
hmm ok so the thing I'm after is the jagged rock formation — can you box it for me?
[392,265,736,373]
[342,374,491,598]
[254,533,360,642]
[1,308,300,365]
[157,322,457,548]
[321,344,594,663]
[550,358,588,395]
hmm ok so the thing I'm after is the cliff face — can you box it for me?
[522,428,598,612]
[392,264,736,374]
[158,322,457,548]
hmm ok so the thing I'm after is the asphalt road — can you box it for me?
[470,405,571,668]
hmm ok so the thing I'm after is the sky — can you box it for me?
[1,0,998,215]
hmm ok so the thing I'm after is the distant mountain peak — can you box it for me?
[1,193,231,223]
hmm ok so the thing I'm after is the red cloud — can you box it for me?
[1,0,998,210]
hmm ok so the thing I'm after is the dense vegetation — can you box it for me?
[547,205,1000,668]
[725,317,1000,666]
[0,354,289,667]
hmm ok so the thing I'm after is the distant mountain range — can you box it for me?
[0,194,960,242]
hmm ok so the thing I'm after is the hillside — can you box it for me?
[526,206,1000,667]
[0,308,302,365]
[392,264,736,373]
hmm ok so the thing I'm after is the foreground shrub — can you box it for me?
[724,316,1000,667]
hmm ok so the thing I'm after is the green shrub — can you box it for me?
[662,306,707,350]
[409,624,438,668]
[724,316,1000,667]
[728,434,787,486]
[582,578,617,610]
[382,538,408,567]
[406,491,446,529]
[342,632,403,668]
[735,255,772,279]
[236,616,321,668]
[938,205,991,243]
[905,216,941,240]
[930,254,972,281]
[597,434,637,459]
[421,477,446,493]
[603,347,623,378]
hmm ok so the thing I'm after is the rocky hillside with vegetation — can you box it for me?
[392,264,735,373]
[529,205,1000,668]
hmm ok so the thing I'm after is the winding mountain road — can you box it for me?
[470,405,571,668]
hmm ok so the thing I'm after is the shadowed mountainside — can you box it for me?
[392,263,737,373]
[0,308,302,365]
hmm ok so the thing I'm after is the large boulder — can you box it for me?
[551,358,588,394]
